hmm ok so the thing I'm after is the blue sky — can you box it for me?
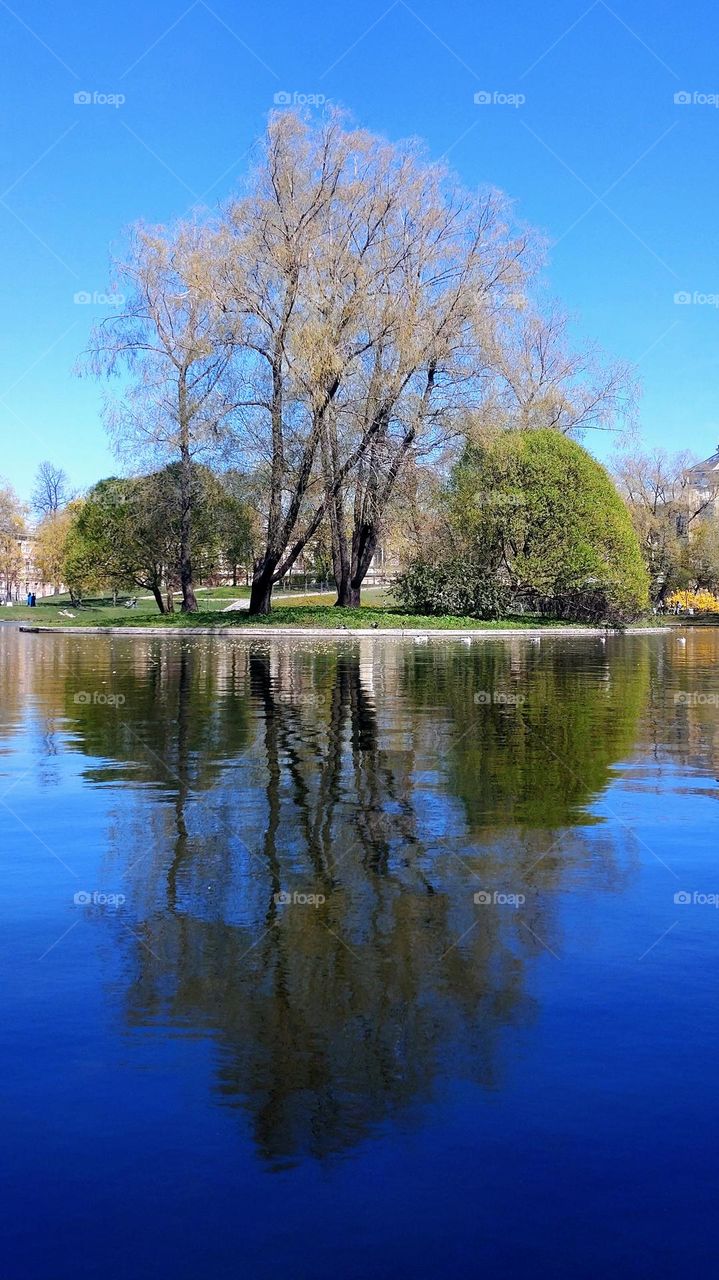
[1,0,718,500]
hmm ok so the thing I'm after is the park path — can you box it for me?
[221,589,336,613]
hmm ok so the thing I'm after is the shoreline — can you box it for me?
[14,623,671,639]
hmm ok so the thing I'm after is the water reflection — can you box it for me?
[4,627,719,1165]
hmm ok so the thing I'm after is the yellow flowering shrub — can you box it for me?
[666,589,719,613]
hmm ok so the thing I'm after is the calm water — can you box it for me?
[1,626,718,1278]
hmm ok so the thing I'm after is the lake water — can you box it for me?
[1,626,718,1278]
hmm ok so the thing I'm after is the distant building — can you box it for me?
[5,532,60,601]
[684,447,719,520]
[219,541,400,592]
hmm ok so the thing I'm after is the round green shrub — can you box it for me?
[401,429,650,625]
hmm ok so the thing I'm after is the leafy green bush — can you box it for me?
[395,559,512,619]
[400,429,650,625]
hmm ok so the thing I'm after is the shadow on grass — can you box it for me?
[84,604,602,631]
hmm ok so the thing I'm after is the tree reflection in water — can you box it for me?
[56,634,654,1164]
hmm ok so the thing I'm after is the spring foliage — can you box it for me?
[397,430,649,624]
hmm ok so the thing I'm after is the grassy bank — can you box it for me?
[0,587,385,628]
[91,606,583,630]
[2,589,682,632]
[2,596,163,626]
[4,599,663,631]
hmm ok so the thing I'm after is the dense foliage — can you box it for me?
[63,465,251,611]
[397,429,650,625]
[394,560,511,619]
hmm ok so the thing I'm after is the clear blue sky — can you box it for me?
[1,0,717,500]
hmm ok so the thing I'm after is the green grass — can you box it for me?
[209,606,586,630]
[1,585,396,628]
[1,595,162,626]
[8,599,620,630]
[194,584,251,600]
[2,588,675,632]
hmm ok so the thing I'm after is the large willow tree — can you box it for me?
[84,111,631,615]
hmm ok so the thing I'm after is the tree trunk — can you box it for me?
[320,416,353,608]
[151,584,166,614]
[338,370,431,608]
[335,580,360,607]
[178,376,198,614]
[333,565,351,606]
[249,558,278,615]
[344,521,381,609]
[330,515,350,605]
[179,484,197,613]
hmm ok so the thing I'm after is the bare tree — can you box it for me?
[31,461,70,519]
[83,223,236,612]
[611,445,719,600]
[216,113,406,612]
[476,306,637,439]
[218,112,532,611]
[80,111,636,616]
[325,184,531,606]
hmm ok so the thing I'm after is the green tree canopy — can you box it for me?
[398,429,649,624]
[63,464,251,611]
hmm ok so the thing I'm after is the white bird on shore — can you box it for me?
[678,637,687,646]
